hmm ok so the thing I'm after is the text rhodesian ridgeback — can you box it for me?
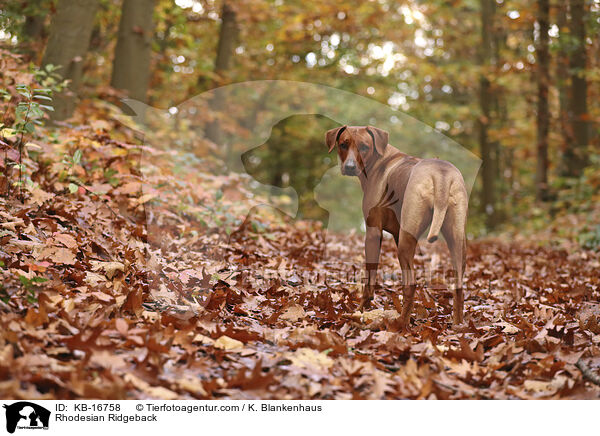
[325,125,468,329]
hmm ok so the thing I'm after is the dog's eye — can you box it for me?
[360,144,369,153]
[340,142,348,150]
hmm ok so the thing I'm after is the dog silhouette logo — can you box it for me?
[3,402,50,433]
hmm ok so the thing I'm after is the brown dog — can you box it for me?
[325,125,468,329]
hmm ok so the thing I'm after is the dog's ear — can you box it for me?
[367,126,389,155]
[325,125,347,153]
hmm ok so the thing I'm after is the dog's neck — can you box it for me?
[358,145,408,188]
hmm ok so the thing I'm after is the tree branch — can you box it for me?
[576,358,600,386]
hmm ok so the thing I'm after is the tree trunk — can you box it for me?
[22,1,47,62]
[535,0,550,201]
[111,0,156,106]
[22,0,47,40]
[41,0,99,121]
[479,0,498,228]
[24,15,44,41]
[205,1,238,162]
[556,1,570,176]
[563,0,589,177]
[213,2,237,78]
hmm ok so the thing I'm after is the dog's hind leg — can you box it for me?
[442,210,466,326]
[397,188,431,330]
[397,229,417,330]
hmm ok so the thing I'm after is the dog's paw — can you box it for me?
[398,321,413,335]
[358,298,373,311]
[451,321,469,333]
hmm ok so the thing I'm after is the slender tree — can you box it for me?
[205,1,238,160]
[21,0,48,60]
[111,0,156,104]
[479,0,498,228]
[41,0,99,120]
[563,0,589,177]
[23,15,44,41]
[535,0,550,201]
[555,1,571,173]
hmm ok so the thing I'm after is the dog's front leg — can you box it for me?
[361,226,382,310]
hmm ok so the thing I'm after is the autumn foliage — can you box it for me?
[0,50,599,400]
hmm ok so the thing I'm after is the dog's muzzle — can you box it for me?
[342,160,358,176]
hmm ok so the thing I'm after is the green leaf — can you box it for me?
[0,287,9,304]
[17,90,32,99]
[33,94,53,101]
[73,149,82,165]
[9,163,26,171]
[68,183,79,194]
[44,64,61,73]
[15,105,27,118]
[30,106,44,119]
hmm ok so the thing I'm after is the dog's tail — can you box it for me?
[426,182,450,243]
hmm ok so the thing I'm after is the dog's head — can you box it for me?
[325,125,389,176]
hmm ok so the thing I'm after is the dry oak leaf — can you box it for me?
[52,233,77,249]
[136,193,157,205]
[90,260,125,279]
[89,351,129,370]
[85,272,106,287]
[124,374,179,400]
[286,348,334,369]
[0,219,25,231]
[523,375,569,396]
[192,334,215,345]
[114,181,142,196]
[0,344,14,368]
[280,304,306,322]
[495,321,520,334]
[353,309,401,324]
[115,318,129,336]
[177,377,208,397]
[92,291,114,303]
[372,370,397,398]
[36,247,77,265]
[27,186,54,206]
[213,335,244,350]
[352,309,401,330]
[15,354,68,372]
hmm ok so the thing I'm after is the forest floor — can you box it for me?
[1,57,599,398]
[1,121,600,399]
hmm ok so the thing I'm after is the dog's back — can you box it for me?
[399,158,467,242]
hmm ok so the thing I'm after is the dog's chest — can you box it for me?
[361,157,417,229]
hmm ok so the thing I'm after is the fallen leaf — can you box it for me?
[213,335,243,350]
[91,261,125,279]
[280,304,305,322]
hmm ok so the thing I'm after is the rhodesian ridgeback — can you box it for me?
[325,125,468,329]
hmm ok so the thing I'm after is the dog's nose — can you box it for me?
[344,161,357,175]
